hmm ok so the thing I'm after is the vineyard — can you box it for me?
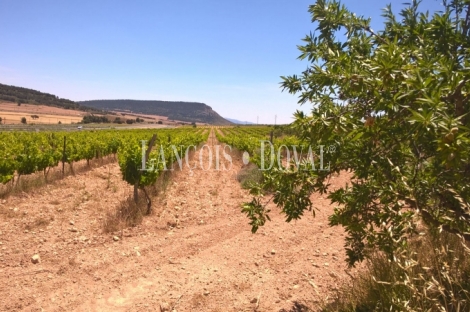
[0,127,352,311]
[0,118,466,311]
[0,125,353,311]
[1,125,328,233]
[1,0,469,309]
[0,128,209,185]
[0,125,304,189]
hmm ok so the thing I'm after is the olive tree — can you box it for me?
[243,0,470,266]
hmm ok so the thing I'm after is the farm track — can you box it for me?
[0,128,354,311]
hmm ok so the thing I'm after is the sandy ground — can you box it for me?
[0,129,354,311]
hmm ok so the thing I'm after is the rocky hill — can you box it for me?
[78,99,232,125]
[0,83,103,113]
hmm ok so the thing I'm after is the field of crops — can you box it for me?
[0,125,308,186]
[0,125,352,311]
[0,128,209,185]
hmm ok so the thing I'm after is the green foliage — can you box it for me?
[82,115,109,124]
[324,231,470,311]
[237,163,263,189]
[0,83,105,113]
[118,138,158,188]
[272,124,300,138]
[117,129,207,212]
[0,140,16,184]
[243,0,470,267]
[0,128,209,188]
[217,127,316,232]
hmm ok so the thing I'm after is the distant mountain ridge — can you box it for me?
[225,118,255,125]
[0,83,104,113]
[0,83,232,125]
[78,99,232,125]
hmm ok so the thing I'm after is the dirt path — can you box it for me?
[0,128,353,311]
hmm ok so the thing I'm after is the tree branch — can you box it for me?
[420,209,470,242]
[364,26,387,44]
[403,196,470,242]
[462,4,470,37]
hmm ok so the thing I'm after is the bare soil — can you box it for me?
[0,102,85,124]
[0,129,355,311]
[0,102,87,116]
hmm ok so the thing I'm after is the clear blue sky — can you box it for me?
[0,0,444,124]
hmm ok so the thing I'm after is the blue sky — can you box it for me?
[0,0,444,124]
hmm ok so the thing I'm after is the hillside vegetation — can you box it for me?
[78,99,232,125]
[0,84,231,125]
[0,83,103,113]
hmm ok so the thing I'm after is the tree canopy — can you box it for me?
[245,0,470,266]
[0,83,104,113]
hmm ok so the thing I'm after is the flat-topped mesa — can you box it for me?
[77,99,233,125]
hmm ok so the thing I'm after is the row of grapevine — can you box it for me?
[0,128,208,186]
[117,129,208,212]
[216,127,307,168]
[217,126,334,232]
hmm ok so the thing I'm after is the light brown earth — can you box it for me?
[0,101,88,116]
[0,102,85,124]
[0,101,191,126]
[0,129,355,311]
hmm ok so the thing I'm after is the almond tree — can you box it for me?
[243,0,470,266]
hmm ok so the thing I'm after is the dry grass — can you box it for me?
[0,175,48,197]
[324,229,470,312]
[102,194,147,233]
[103,169,175,234]
[0,111,83,125]
[236,163,263,189]
[151,170,173,197]
[0,156,116,199]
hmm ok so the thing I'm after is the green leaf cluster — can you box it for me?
[257,0,470,266]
